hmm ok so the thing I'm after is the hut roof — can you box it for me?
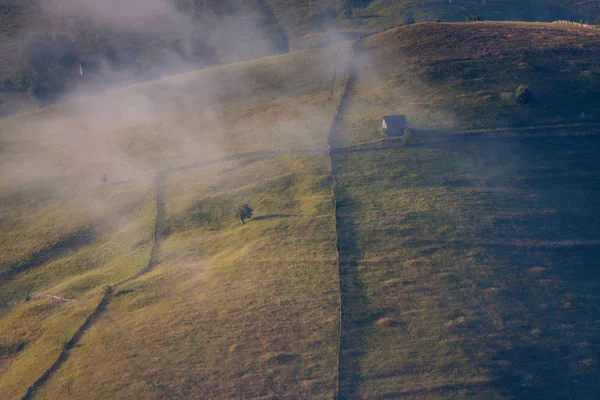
[382,115,407,128]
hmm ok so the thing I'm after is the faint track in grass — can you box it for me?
[19,172,164,400]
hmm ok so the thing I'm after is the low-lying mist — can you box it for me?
[0,24,351,235]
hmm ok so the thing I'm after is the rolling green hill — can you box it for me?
[335,22,600,146]
[34,152,340,399]
[0,43,349,399]
[1,21,600,399]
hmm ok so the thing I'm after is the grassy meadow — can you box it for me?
[0,297,100,400]
[0,43,349,172]
[0,182,155,302]
[0,41,348,302]
[33,152,340,399]
[0,42,346,399]
[333,137,600,398]
[335,22,600,146]
[1,20,600,400]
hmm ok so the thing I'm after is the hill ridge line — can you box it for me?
[553,20,600,30]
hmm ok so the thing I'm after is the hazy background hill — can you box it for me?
[2,0,600,116]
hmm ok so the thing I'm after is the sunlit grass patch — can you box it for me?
[34,152,340,399]
[0,297,99,400]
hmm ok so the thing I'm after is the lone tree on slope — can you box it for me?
[236,204,253,224]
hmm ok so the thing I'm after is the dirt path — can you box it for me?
[20,172,164,400]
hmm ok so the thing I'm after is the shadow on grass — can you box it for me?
[114,289,136,297]
[449,137,600,399]
[475,244,600,399]
[1,227,96,282]
[252,214,297,221]
[333,154,373,399]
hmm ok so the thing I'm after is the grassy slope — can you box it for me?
[265,0,600,47]
[333,138,600,399]
[336,0,600,31]
[35,153,339,399]
[0,44,346,398]
[1,44,346,171]
[0,183,154,302]
[0,42,346,298]
[2,18,600,400]
[0,298,99,400]
[2,0,599,81]
[336,22,600,146]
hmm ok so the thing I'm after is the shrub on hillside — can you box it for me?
[236,204,253,224]
[515,85,532,104]
[595,17,600,26]
[465,15,483,22]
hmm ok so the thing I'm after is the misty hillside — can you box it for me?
[0,41,349,399]
[2,0,600,117]
[0,0,288,78]
[1,20,600,400]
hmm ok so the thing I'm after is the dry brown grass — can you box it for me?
[333,137,600,398]
[336,22,600,145]
[34,152,340,399]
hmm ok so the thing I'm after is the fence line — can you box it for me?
[332,127,600,153]
[111,172,163,288]
[0,295,79,308]
[328,37,361,400]
[4,124,599,309]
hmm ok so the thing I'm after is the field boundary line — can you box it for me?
[327,36,361,400]
[5,124,600,307]
[0,295,79,308]
[333,126,600,153]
